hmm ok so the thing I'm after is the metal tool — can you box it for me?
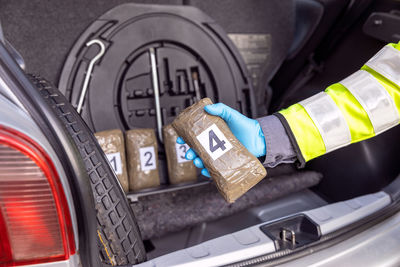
[76,39,105,114]
[281,228,296,246]
[192,71,201,101]
[149,47,163,143]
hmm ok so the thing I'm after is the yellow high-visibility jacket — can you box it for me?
[276,42,400,166]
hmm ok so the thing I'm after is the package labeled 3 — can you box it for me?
[163,124,197,184]
[95,129,129,192]
[172,98,267,202]
[126,129,160,191]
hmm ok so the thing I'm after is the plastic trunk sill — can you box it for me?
[227,173,400,267]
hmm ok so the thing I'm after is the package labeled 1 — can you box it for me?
[163,124,197,184]
[172,98,267,203]
[94,129,129,192]
[126,129,160,191]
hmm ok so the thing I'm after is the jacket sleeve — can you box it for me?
[256,115,298,167]
[277,41,400,164]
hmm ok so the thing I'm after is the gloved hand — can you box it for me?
[176,103,266,177]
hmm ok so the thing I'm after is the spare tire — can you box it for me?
[29,74,146,265]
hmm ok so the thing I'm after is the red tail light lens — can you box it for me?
[0,126,75,266]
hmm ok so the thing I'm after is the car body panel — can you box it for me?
[23,255,80,267]
[280,211,400,267]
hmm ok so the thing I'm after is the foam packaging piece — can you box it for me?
[163,124,198,184]
[172,98,267,203]
[95,129,129,192]
[126,129,160,191]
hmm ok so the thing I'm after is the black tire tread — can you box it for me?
[29,74,146,265]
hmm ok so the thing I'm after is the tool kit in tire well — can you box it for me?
[58,3,257,199]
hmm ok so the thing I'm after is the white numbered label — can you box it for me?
[196,124,232,160]
[139,146,156,171]
[175,143,190,163]
[106,152,122,175]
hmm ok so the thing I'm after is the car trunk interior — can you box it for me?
[2,0,400,260]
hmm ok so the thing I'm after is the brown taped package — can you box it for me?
[94,129,129,193]
[172,98,267,203]
[163,124,197,184]
[126,129,160,191]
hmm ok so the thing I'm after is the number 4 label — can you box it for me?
[139,146,157,171]
[196,124,233,160]
[106,152,123,175]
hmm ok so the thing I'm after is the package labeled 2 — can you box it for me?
[126,129,160,191]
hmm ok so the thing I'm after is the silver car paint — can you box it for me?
[279,211,400,267]
[23,254,80,267]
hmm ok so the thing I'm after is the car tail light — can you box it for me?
[0,126,75,266]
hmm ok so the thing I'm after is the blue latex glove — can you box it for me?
[176,103,266,177]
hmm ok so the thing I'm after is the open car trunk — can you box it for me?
[1,0,400,266]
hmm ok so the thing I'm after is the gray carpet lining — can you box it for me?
[188,0,295,116]
[132,170,322,239]
[1,0,294,117]
[0,0,183,84]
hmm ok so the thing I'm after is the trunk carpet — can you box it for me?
[132,169,322,239]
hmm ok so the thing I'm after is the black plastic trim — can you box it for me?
[384,174,400,202]
[260,214,321,251]
[274,113,306,168]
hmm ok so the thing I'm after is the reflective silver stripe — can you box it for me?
[340,70,400,134]
[299,92,351,153]
[365,45,400,86]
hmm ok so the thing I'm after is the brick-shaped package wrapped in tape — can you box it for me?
[172,98,267,203]
[126,129,160,191]
[95,129,129,192]
[163,124,197,184]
